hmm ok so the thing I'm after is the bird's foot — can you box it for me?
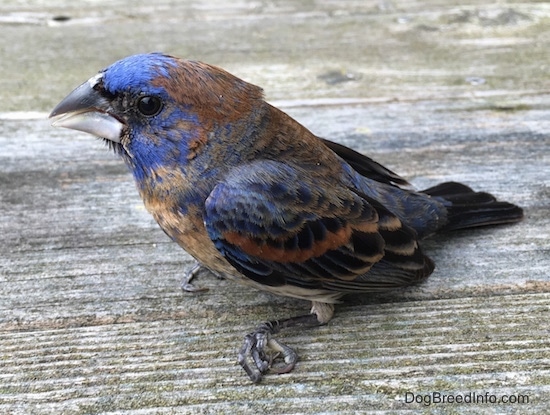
[238,321,298,383]
[237,313,323,383]
[181,262,225,292]
[180,262,209,292]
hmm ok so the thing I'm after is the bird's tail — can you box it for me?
[422,182,524,232]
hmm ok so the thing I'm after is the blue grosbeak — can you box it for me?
[50,53,523,383]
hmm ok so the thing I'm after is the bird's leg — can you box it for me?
[180,262,209,292]
[238,302,334,383]
[181,262,225,292]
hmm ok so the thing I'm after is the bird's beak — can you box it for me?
[49,74,124,143]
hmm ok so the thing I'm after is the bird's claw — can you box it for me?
[237,322,298,383]
[181,263,226,292]
[180,262,209,292]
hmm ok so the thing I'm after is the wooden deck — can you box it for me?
[1,1,549,413]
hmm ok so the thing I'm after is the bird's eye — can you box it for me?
[137,96,162,116]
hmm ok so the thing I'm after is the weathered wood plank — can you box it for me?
[1,294,549,414]
[1,0,549,414]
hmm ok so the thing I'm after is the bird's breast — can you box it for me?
[142,195,226,269]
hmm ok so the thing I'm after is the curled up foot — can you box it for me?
[238,321,298,383]
[237,313,324,383]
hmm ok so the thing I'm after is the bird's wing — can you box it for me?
[204,161,432,292]
[321,138,409,186]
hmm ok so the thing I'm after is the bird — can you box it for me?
[50,52,524,383]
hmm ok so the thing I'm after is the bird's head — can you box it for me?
[50,53,264,182]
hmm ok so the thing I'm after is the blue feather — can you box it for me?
[102,53,177,95]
